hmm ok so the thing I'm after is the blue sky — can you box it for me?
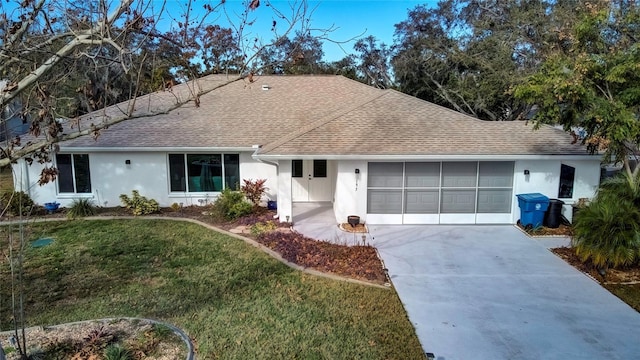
[163,0,434,62]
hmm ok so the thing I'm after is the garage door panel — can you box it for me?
[405,190,439,214]
[479,162,514,187]
[368,162,403,187]
[441,189,476,213]
[442,162,477,187]
[477,189,512,213]
[367,189,402,214]
[405,162,440,187]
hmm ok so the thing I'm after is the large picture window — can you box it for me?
[56,154,92,193]
[169,154,239,192]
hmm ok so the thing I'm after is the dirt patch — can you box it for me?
[0,318,188,360]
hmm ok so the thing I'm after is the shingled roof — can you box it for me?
[60,74,589,158]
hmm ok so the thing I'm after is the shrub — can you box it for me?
[119,190,160,216]
[250,220,278,236]
[0,190,35,216]
[67,198,97,218]
[211,187,253,220]
[104,344,132,360]
[241,178,267,207]
[572,171,640,269]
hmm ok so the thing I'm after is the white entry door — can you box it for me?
[292,160,332,202]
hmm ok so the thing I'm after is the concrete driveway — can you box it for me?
[371,225,640,360]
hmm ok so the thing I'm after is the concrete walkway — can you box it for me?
[292,203,370,246]
[370,225,640,360]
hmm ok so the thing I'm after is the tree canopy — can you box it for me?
[391,0,589,121]
[514,0,640,175]
[0,0,324,170]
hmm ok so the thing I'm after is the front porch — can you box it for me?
[292,202,369,246]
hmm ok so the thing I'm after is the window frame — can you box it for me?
[558,164,575,199]
[56,153,92,194]
[168,153,240,193]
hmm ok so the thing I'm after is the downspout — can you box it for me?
[22,160,31,198]
[251,145,280,219]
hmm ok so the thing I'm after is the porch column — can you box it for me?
[278,160,293,223]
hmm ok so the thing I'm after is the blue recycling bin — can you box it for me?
[516,193,550,228]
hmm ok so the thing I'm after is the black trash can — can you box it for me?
[544,199,565,228]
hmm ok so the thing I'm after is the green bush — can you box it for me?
[119,190,160,216]
[211,188,253,220]
[0,190,35,216]
[67,198,97,218]
[572,171,640,269]
[250,221,278,236]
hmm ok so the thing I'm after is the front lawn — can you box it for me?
[0,219,425,359]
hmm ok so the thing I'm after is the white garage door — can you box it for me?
[367,161,514,224]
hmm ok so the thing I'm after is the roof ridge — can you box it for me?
[259,89,389,154]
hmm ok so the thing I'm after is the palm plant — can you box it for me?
[572,171,640,269]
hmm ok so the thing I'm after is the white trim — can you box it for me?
[256,154,598,161]
[60,146,256,152]
[440,214,476,224]
[366,214,403,224]
[403,214,439,224]
[476,213,512,224]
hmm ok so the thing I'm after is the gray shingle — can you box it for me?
[55,74,586,157]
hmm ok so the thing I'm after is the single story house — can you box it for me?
[12,74,601,224]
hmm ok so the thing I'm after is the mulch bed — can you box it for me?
[551,247,640,284]
[255,231,386,283]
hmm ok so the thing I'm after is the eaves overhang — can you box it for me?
[253,153,601,161]
[58,146,257,153]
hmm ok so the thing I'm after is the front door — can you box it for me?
[292,159,332,202]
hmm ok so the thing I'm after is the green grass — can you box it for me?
[606,284,640,313]
[0,219,425,359]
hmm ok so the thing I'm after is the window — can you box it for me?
[56,154,92,193]
[313,160,327,178]
[558,164,575,198]
[292,160,303,178]
[169,154,239,192]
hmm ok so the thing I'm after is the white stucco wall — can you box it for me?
[331,158,602,225]
[333,160,368,224]
[12,151,278,208]
[513,159,601,223]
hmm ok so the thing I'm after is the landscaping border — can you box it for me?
[0,317,194,360]
[0,216,390,289]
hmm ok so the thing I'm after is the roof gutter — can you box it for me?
[253,154,602,161]
[58,146,257,153]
